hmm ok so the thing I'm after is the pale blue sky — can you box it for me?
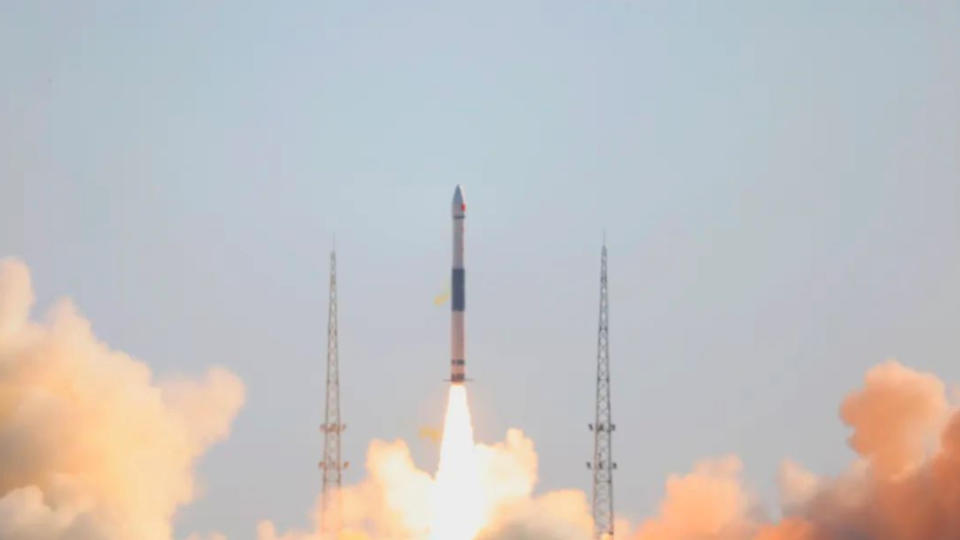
[2,1,959,538]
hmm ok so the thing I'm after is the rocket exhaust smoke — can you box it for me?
[0,258,244,540]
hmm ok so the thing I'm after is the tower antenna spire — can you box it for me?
[588,242,616,539]
[320,248,347,538]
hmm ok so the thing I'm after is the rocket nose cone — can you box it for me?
[452,185,466,217]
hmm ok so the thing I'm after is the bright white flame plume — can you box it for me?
[430,385,486,539]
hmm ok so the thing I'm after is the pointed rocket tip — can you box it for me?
[452,185,466,217]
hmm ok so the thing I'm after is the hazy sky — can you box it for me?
[2,1,959,538]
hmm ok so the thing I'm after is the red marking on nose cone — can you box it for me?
[461,204,466,211]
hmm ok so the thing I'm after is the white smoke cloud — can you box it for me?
[0,258,245,540]
[257,428,593,540]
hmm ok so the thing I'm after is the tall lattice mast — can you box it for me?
[588,241,616,539]
[320,248,346,538]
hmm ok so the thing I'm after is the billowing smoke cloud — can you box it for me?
[631,455,759,540]
[257,438,434,540]
[474,430,593,540]
[0,259,244,540]
[759,360,960,539]
[624,360,960,540]
[260,359,960,540]
[257,429,594,540]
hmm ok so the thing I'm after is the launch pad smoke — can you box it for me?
[3,255,960,540]
[0,259,244,540]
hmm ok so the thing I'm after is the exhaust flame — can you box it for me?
[431,385,485,540]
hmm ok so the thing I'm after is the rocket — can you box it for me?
[450,185,466,384]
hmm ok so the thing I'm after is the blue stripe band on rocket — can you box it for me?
[452,269,465,311]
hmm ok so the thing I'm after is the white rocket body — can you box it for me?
[451,185,466,383]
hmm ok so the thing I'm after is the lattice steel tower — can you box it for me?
[319,249,346,538]
[588,242,616,539]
